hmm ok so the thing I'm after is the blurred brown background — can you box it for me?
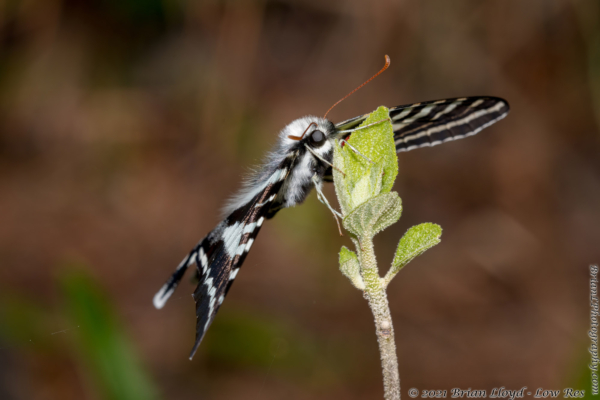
[1,1,600,399]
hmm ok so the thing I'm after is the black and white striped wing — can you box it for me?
[153,167,290,359]
[335,96,509,152]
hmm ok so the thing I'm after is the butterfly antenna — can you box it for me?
[323,55,391,119]
[288,122,317,141]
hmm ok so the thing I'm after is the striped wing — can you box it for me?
[153,166,290,359]
[335,96,509,152]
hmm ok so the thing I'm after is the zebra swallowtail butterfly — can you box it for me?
[153,56,509,359]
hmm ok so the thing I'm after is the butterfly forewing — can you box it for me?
[391,97,509,151]
[334,96,509,153]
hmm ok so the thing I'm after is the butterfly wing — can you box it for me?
[390,96,509,151]
[153,165,291,359]
[334,96,509,152]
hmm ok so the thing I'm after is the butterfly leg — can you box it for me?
[305,144,346,177]
[339,138,375,164]
[311,174,343,236]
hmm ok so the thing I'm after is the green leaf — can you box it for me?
[339,246,364,290]
[333,106,397,215]
[384,223,442,285]
[348,162,385,213]
[342,192,402,238]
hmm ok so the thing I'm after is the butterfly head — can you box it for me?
[281,116,337,159]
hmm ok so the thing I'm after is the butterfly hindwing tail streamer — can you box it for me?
[153,246,201,310]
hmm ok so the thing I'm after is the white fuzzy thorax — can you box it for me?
[222,116,333,215]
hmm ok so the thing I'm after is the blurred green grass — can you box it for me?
[59,269,159,400]
[0,266,159,400]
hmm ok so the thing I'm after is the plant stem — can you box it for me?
[356,236,401,400]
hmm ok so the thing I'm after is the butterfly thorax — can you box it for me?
[224,116,336,217]
[277,116,336,208]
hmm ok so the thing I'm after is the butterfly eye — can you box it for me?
[309,130,326,147]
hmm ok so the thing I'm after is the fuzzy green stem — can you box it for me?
[355,235,400,400]
[333,106,439,400]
